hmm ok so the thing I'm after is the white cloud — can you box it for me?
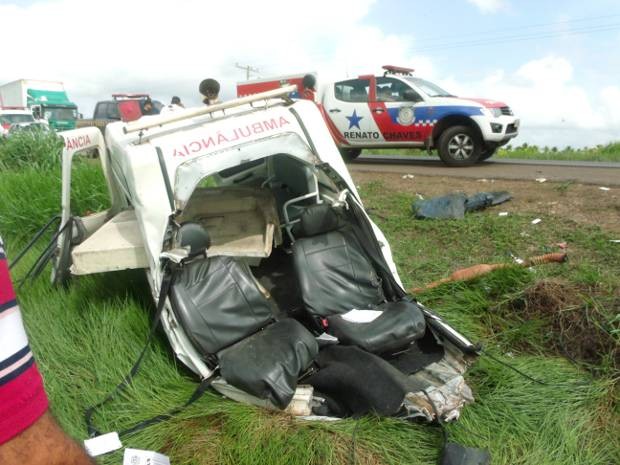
[0,0,425,114]
[439,55,620,147]
[466,0,508,14]
[1,1,617,148]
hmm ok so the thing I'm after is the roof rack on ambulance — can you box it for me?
[382,65,414,76]
[123,84,297,134]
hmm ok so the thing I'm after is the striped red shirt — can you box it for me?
[0,237,48,444]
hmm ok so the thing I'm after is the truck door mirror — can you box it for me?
[403,89,422,103]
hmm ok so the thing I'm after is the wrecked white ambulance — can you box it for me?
[52,86,477,420]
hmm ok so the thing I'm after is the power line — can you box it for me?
[235,63,259,80]
[232,15,620,76]
[415,12,620,44]
[410,22,620,54]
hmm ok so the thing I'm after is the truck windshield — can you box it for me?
[405,77,454,97]
[0,114,35,124]
[43,107,77,121]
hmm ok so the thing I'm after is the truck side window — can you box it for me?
[94,103,105,119]
[107,103,120,120]
[334,79,370,103]
[375,77,421,102]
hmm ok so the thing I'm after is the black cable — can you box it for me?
[15,218,74,289]
[8,215,60,270]
[480,349,548,386]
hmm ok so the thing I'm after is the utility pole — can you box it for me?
[235,63,259,80]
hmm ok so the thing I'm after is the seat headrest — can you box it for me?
[177,222,211,257]
[297,204,343,237]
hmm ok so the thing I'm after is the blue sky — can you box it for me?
[365,0,620,86]
[1,0,619,147]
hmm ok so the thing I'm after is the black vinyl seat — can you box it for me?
[291,204,426,354]
[169,256,318,408]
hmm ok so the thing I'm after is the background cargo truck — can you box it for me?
[0,79,78,131]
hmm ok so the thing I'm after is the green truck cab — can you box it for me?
[0,79,78,131]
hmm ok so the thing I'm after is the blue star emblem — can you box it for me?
[346,109,363,129]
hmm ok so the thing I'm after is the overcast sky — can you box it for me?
[2,0,619,148]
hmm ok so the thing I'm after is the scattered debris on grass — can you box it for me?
[401,174,415,179]
[531,218,542,224]
[599,186,610,191]
[411,253,567,293]
[536,178,547,183]
[411,191,511,219]
[498,212,509,217]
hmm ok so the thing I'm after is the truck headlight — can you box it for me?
[481,107,502,118]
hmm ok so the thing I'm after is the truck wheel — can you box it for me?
[479,147,497,162]
[339,148,362,161]
[437,126,481,166]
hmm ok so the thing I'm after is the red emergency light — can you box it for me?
[382,65,414,76]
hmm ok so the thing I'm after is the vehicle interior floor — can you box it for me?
[251,247,307,323]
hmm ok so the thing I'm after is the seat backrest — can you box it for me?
[170,256,274,355]
[271,154,314,197]
[292,205,385,317]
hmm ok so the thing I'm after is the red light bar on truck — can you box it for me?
[382,65,414,76]
[112,93,150,100]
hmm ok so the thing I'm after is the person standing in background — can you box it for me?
[199,78,221,105]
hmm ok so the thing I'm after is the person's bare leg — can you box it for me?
[0,411,94,465]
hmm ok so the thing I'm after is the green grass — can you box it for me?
[1,153,619,464]
[366,141,620,162]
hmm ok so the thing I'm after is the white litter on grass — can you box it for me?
[498,212,509,217]
[477,178,489,183]
[123,449,170,465]
[599,186,610,191]
[416,193,424,200]
[402,174,415,179]
[84,432,123,457]
[531,218,542,225]
[610,240,620,243]
[535,178,547,183]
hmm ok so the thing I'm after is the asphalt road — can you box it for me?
[349,155,620,186]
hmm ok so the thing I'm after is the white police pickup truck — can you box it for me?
[238,66,520,166]
[321,66,519,165]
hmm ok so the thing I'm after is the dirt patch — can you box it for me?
[501,279,619,372]
[351,172,620,234]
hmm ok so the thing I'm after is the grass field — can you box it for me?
[1,133,618,464]
[367,141,620,162]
